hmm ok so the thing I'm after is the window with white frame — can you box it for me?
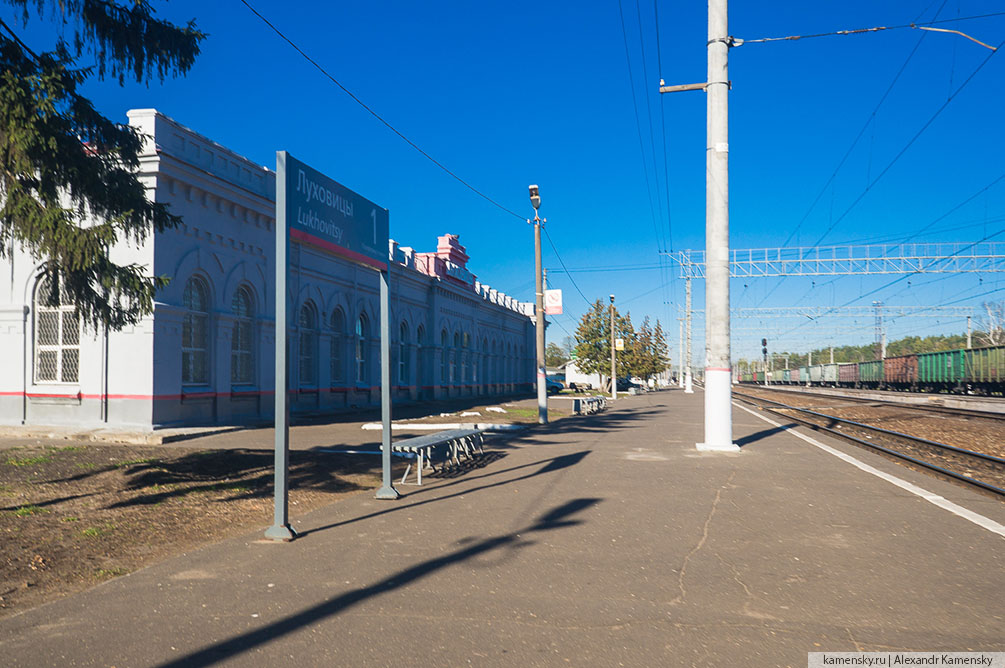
[330,308,345,384]
[182,277,210,385]
[355,313,369,384]
[299,302,318,387]
[34,276,80,384]
[231,286,254,384]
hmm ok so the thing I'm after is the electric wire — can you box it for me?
[808,35,1004,249]
[780,0,947,249]
[542,226,592,307]
[617,0,662,251]
[236,0,525,222]
[739,12,1005,46]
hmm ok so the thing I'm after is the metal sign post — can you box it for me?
[267,151,396,542]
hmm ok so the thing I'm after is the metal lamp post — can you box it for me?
[530,185,548,425]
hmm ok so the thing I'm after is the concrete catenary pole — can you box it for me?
[699,0,737,450]
[610,294,617,400]
[678,318,684,387]
[806,350,812,387]
[967,315,972,349]
[684,276,693,394]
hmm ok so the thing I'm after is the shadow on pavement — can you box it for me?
[298,450,592,537]
[735,423,797,448]
[155,497,602,668]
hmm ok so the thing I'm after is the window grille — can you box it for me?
[34,277,80,384]
[182,277,210,385]
[231,287,254,384]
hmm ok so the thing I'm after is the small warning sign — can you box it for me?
[545,289,563,315]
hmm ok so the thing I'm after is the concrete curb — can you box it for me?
[361,422,526,432]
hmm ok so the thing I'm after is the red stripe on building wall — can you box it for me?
[289,229,389,271]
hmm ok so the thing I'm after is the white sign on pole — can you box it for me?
[615,338,625,351]
[545,288,563,315]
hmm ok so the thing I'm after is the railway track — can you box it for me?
[733,390,1005,498]
[740,384,1005,421]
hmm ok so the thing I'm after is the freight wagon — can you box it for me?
[738,343,1005,395]
[917,349,965,392]
[837,363,858,386]
[966,346,1005,394]
[884,354,918,391]
[858,360,883,388]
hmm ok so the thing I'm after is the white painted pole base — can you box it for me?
[684,369,693,394]
[696,368,738,451]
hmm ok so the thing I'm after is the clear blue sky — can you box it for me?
[14,0,1005,361]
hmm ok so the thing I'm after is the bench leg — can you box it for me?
[417,450,423,486]
[400,461,411,485]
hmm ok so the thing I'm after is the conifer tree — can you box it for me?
[0,0,204,330]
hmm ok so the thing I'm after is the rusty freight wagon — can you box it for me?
[837,363,858,387]
[884,354,918,390]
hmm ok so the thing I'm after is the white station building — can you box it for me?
[0,110,535,429]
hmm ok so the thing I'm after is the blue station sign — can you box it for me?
[281,151,389,271]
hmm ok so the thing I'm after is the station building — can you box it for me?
[0,110,535,429]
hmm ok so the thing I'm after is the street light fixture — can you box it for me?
[529,185,547,424]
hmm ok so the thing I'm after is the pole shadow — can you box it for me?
[156,497,602,668]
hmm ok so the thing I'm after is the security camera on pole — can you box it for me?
[529,185,548,425]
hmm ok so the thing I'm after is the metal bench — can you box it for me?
[573,396,607,415]
[384,428,485,485]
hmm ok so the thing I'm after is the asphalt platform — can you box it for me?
[1,389,1003,667]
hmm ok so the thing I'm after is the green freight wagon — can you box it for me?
[917,348,966,391]
[858,360,883,388]
[965,345,1005,394]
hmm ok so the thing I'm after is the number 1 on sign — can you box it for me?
[371,209,376,244]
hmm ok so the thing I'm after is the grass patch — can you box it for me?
[94,567,129,579]
[51,446,83,453]
[61,516,79,523]
[80,524,114,538]
[13,505,49,517]
[6,455,52,467]
[74,462,98,470]
[115,458,159,469]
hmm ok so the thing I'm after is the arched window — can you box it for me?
[231,286,254,385]
[355,313,369,384]
[299,301,318,387]
[440,329,448,385]
[34,276,80,384]
[416,325,425,388]
[482,338,488,386]
[451,332,460,384]
[461,332,470,384]
[399,322,410,384]
[330,308,345,384]
[182,277,210,385]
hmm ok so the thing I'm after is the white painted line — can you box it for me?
[734,402,1005,539]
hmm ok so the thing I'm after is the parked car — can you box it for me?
[546,377,564,394]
